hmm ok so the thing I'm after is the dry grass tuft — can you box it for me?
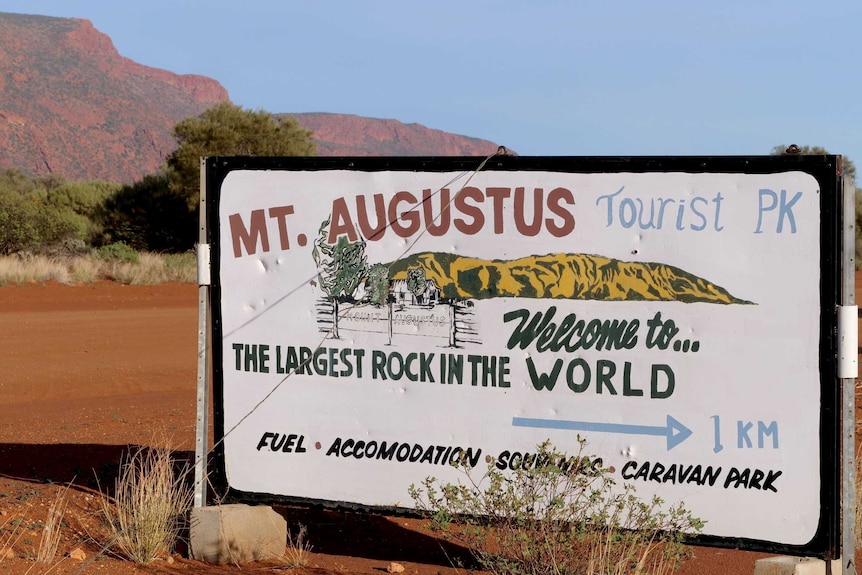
[100,443,192,564]
[0,252,196,285]
[0,255,72,285]
[36,484,70,564]
[283,524,313,568]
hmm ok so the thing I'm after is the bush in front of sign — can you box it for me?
[409,440,702,575]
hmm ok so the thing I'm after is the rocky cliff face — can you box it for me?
[0,13,505,184]
[290,113,501,157]
[0,12,229,183]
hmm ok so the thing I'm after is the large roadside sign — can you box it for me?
[204,155,843,557]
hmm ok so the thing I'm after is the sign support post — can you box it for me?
[842,174,857,575]
[194,158,211,508]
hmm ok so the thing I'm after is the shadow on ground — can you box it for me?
[0,443,471,569]
[275,505,472,568]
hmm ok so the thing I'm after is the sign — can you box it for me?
[206,156,841,557]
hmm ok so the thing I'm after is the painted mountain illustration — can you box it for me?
[386,252,751,304]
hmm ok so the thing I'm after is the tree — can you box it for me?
[98,173,196,252]
[166,102,316,210]
[99,103,316,252]
[366,263,390,306]
[407,267,427,302]
[770,144,856,181]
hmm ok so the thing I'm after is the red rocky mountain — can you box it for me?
[289,113,501,157]
[0,12,227,183]
[0,12,503,184]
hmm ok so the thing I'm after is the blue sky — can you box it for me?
[2,1,859,168]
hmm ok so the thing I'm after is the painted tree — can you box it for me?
[366,263,391,306]
[312,217,368,300]
[407,267,427,302]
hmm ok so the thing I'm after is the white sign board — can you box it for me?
[208,156,841,556]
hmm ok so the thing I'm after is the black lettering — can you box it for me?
[326,438,342,456]
[527,357,562,390]
[762,469,782,492]
[256,432,275,451]
[647,462,665,482]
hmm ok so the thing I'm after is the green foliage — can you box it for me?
[98,173,197,252]
[97,242,139,263]
[0,170,121,254]
[47,179,120,244]
[410,440,702,575]
[94,102,317,253]
[47,179,118,215]
[166,101,316,210]
[0,170,88,254]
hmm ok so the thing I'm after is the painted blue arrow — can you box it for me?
[512,415,692,451]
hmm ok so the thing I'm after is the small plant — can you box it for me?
[0,514,26,563]
[409,440,702,575]
[100,442,192,564]
[97,241,139,263]
[37,484,69,563]
[283,524,313,568]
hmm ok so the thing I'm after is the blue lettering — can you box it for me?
[595,187,724,232]
[755,189,802,234]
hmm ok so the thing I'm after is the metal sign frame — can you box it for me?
[197,154,846,559]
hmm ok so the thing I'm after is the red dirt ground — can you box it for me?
[0,278,856,574]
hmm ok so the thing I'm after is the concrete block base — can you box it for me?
[754,556,842,575]
[190,504,286,565]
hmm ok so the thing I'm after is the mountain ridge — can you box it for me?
[288,112,501,157]
[0,12,505,183]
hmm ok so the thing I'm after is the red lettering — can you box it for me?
[328,197,359,243]
[546,187,575,237]
[453,186,485,235]
[514,187,542,236]
[268,205,295,250]
[486,187,511,234]
[388,191,420,237]
[229,210,269,257]
[356,193,387,240]
[423,188,451,236]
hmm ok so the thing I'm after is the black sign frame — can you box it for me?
[203,154,842,558]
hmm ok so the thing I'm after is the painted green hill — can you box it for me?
[387,252,751,304]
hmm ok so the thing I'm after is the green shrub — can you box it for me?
[98,173,196,252]
[97,242,139,263]
[0,189,82,254]
[410,440,702,575]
